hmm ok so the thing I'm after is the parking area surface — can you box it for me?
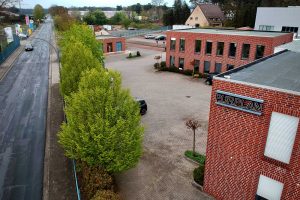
[106,46,213,200]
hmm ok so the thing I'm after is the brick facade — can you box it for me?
[204,79,300,199]
[97,37,126,54]
[166,30,293,73]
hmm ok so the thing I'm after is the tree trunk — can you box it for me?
[193,129,195,156]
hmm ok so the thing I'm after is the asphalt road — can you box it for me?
[0,22,51,200]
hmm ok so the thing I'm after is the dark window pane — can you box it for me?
[204,61,210,73]
[229,43,237,57]
[194,59,200,72]
[195,40,201,53]
[255,45,265,59]
[215,63,222,73]
[170,56,175,66]
[242,43,250,59]
[179,58,184,69]
[226,64,234,71]
[170,39,176,50]
[179,38,185,51]
[206,41,212,55]
[216,42,224,56]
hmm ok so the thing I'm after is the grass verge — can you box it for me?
[184,150,206,164]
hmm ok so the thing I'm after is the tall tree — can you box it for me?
[33,4,44,21]
[59,24,104,65]
[59,68,144,173]
[83,9,107,25]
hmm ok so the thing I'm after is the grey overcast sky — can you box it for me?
[21,0,176,9]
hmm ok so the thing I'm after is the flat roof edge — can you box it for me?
[214,77,300,96]
[216,50,289,78]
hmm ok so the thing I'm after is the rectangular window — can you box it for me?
[194,59,200,73]
[281,26,298,33]
[259,25,274,31]
[179,38,185,52]
[206,41,212,55]
[215,63,222,73]
[179,58,184,69]
[204,61,210,73]
[228,43,237,57]
[256,175,284,200]
[226,64,234,71]
[255,45,265,59]
[264,112,299,164]
[170,56,175,67]
[216,42,224,56]
[195,40,201,53]
[241,43,250,59]
[170,38,176,51]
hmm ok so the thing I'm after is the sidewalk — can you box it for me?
[0,40,24,81]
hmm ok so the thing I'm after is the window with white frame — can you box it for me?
[256,175,284,200]
[264,112,299,164]
[259,25,274,31]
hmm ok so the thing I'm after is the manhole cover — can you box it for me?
[186,96,191,98]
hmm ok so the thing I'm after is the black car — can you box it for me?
[205,73,219,85]
[155,35,166,40]
[136,98,147,115]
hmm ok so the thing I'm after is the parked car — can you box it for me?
[128,27,137,30]
[205,73,219,85]
[144,34,156,39]
[155,35,166,40]
[25,43,34,51]
[136,98,147,115]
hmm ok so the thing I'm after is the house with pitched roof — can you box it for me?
[185,4,225,28]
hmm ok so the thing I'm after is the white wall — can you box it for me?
[254,7,300,32]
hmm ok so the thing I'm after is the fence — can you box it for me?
[0,34,20,65]
[110,26,171,38]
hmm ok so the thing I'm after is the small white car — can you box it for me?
[25,43,33,51]
[144,34,156,39]
[18,33,28,39]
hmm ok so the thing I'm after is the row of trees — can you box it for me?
[57,24,144,174]
[163,0,191,26]
[49,6,76,31]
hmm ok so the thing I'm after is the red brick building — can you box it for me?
[204,50,300,199]
[96,35,125,54]
[166,28,293,73]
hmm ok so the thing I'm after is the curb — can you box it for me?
[184,155,201,165]
[191,180,203,191]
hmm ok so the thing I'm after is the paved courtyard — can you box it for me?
[106,46,213,200]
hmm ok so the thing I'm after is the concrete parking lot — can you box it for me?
[106,45,213,200]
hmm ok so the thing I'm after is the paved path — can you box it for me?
[0,22,51,200]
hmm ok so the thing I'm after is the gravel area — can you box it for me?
[106,46,214,200]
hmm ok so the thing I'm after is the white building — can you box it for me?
[254,6,300,37]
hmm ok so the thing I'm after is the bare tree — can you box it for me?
[185,118,202,156]
[152,0,165,6]
[0,0,18,10]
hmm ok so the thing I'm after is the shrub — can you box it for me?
[184,150,206,165]
[182,69,193,76]
[154,63,160,69]
[79,162,114,199]
[168,66,181,73]
[136,51,141,57]
[193,165,205,185]
[91,190,121,200]
[160,61,166,68]
[128,52,132,58]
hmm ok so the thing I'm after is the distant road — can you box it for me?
[0,22,51,200]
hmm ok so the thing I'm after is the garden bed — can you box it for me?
[184,150,206,165]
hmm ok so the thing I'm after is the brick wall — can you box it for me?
[98,37,126,53]
[204,79,300,199]
[165,31,293,73]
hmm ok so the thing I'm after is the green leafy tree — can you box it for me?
[83,10,108,25]
[109,12,128,25]
[122,18,131,29]
[59,24,104,64]
[60,41,102,97]
[59,68,144,173]
[33,4,44,21]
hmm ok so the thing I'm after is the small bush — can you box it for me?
[184,150,206,164]
[78,162,114,199]
[154,63,160,69]
[128,52,132,58]
[182,69,193,76]
[193,165,205,185]
[136,51,141,57]
[168,66,181,73]
[160,61,166,68]
[91,190,120,200]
